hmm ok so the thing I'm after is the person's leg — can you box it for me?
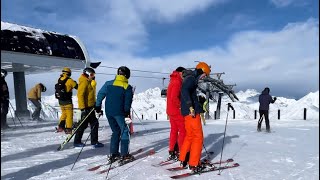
[30,99,41,120]
[1,101,9,128]
[107,115,121,155]
[188,114,203,167]
[74,112,89,144]
[58,105,67,130]
[64,104,74,129]
[89,113,99,144]
[169,116,179,152]
[264,111,270,131]
[257,110,264,130]
[176,117,186,151]
[114,115,130,156]
[179,115,192,163]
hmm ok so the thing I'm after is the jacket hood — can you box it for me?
[262,88,270,95]
[170,71,182,80]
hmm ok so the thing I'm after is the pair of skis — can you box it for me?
[155,158,239,179]
[87,148,155,175]
[170,162,240,179]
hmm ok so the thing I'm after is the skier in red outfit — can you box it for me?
[166,67,186,160]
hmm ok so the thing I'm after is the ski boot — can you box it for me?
[107,153,121,164]
[167,151,177,161]
[119,154,135,166]
[189,164,206,174]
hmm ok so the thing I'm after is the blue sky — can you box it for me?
[1,0,319,99]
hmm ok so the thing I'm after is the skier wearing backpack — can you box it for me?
[55,67,78,134]
[179,62,211,173]
[73,67,104,148]
[27,83,47,121]
[95,66,134,165]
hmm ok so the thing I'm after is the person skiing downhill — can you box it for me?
[179,62,211,173]
[258,87,277,132]
[95,66,134,165]
[166,66,186,161]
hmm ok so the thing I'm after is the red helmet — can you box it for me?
[196,62,211,76]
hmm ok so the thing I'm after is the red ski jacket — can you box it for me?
[166,71,184,117]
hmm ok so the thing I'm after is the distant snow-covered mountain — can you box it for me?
[9,88,319,121]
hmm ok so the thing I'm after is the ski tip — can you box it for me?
[149,149,155,155]
[227,158,234,162]
[233,163,240,167]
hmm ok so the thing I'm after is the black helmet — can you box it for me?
[83,67,95,77]
[1,69,8,78]
[40,83,47,92]
[117,66,130,79]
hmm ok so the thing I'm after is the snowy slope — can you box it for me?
[2,88,319,180]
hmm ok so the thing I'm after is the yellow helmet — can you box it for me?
[62,67,71,76]
[196,62,211,76]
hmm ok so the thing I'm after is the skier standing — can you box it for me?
[166,67,186,161]
[1,69,10,129]
[95,66,134,165]
[73,67,104,148]
[179,62,211,173]
[258,87,277,132]
[56,67,78,134]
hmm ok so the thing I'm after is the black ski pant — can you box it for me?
[257,110,270,130]
[29,99,41,120]
[1,100,9,128]
[74,110,99,145]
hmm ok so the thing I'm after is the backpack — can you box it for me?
[55,77,72,101]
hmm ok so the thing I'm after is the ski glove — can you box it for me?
[95,106,102,113]
[125,117,132,124]
[189,107,195,118]
[95,110,103,119]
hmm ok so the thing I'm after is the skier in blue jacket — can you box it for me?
[95,66,134,165]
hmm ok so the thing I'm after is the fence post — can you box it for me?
[156,113,158,120]
[233,110,235,119]
[304,108,307,120]
[142,114,143,120]
[254,110,257,119]
[214,111,216,120]
[278,109,280,120]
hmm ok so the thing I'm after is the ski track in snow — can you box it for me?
[1,117,319,180]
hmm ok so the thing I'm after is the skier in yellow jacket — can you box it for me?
[27,83,46,121]
[56,67,78,134]
[73,67,104,148]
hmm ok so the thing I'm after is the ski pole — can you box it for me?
[217,103,234,175]
[202,143,213,158]
[8,101,23,127]
[131,108,147,132]
[71,120,99,171]
[8,104,17,127]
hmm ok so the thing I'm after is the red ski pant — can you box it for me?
[169,115,186,151]
[179,114,203,166]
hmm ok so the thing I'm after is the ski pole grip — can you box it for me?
[227,103,234,111]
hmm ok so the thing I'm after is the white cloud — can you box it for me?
[270,0,307,8]
[134,0,228,23]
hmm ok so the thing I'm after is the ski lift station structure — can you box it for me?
[1,21,99,117]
